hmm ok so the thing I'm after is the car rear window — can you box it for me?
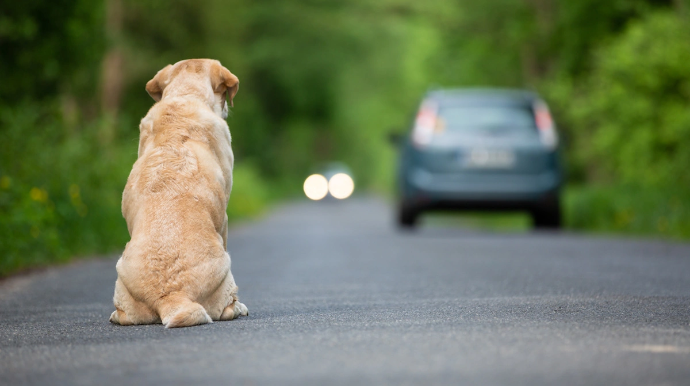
[437,105,536,133]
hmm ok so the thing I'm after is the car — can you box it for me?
[392,88,563,229]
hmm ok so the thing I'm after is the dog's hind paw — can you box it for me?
[109,310,120,324]
[236,301,249,317]
[109,309,135,325]
[220,301,248,320]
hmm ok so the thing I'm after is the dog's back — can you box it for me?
[111,59,247,328]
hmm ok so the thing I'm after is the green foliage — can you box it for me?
[0,103,133,276]
[548,0,663,76]
[427,184,690,240]
[565,185,690,240]
[551,12,690,188]
[227,163,271,221]
[0,0,104,102]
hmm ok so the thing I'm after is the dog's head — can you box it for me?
[145,59,239,119]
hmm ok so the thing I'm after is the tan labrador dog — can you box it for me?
[110,59,248,328]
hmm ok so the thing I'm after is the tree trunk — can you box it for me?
[100,0,124,145]
[672,0,687,17]
[521,0,555,84]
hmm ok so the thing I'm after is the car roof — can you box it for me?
[425,88,539,107]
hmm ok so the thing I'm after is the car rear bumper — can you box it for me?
[402,167,561,209]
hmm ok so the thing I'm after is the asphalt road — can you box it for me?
[1,197,690,386]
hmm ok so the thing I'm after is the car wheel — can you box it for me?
[398,202,420,229]
[531,194,562,229]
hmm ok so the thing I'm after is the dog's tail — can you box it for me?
[157,294,212,328]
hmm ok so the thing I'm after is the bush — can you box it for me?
[564,185,690,240]
[545,11,690,188]
[0,103,133,276]
[227,163,271,221]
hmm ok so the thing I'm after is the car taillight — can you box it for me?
[412,101,438,148]
[534,100,558,150]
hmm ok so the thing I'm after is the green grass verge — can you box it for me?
[226,163,272,221]
[424,185,690,240]
[564,185,690,240]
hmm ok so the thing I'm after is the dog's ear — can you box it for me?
[211,62,239,107]
[145,65,173,102]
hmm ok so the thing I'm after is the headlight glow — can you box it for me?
[303,174,329,200]
[328,173,354,199]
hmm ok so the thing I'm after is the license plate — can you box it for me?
[463,148,516,168]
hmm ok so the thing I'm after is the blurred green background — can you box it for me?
[1,0,689,276]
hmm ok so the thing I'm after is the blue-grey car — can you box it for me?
[394,88,563,228]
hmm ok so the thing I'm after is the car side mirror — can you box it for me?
[388,131,405,146]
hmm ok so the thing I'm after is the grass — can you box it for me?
[564,185,690,240]
[421,185,690,241]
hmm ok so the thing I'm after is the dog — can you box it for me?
[110,59,248,328]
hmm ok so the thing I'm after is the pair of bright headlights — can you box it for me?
[303,173,354,200]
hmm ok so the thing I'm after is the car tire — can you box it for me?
[398,202,420,229]
[531,194,562,229]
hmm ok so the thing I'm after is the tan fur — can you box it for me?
[110,59,248,328]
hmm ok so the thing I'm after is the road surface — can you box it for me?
[1,198,689,385]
